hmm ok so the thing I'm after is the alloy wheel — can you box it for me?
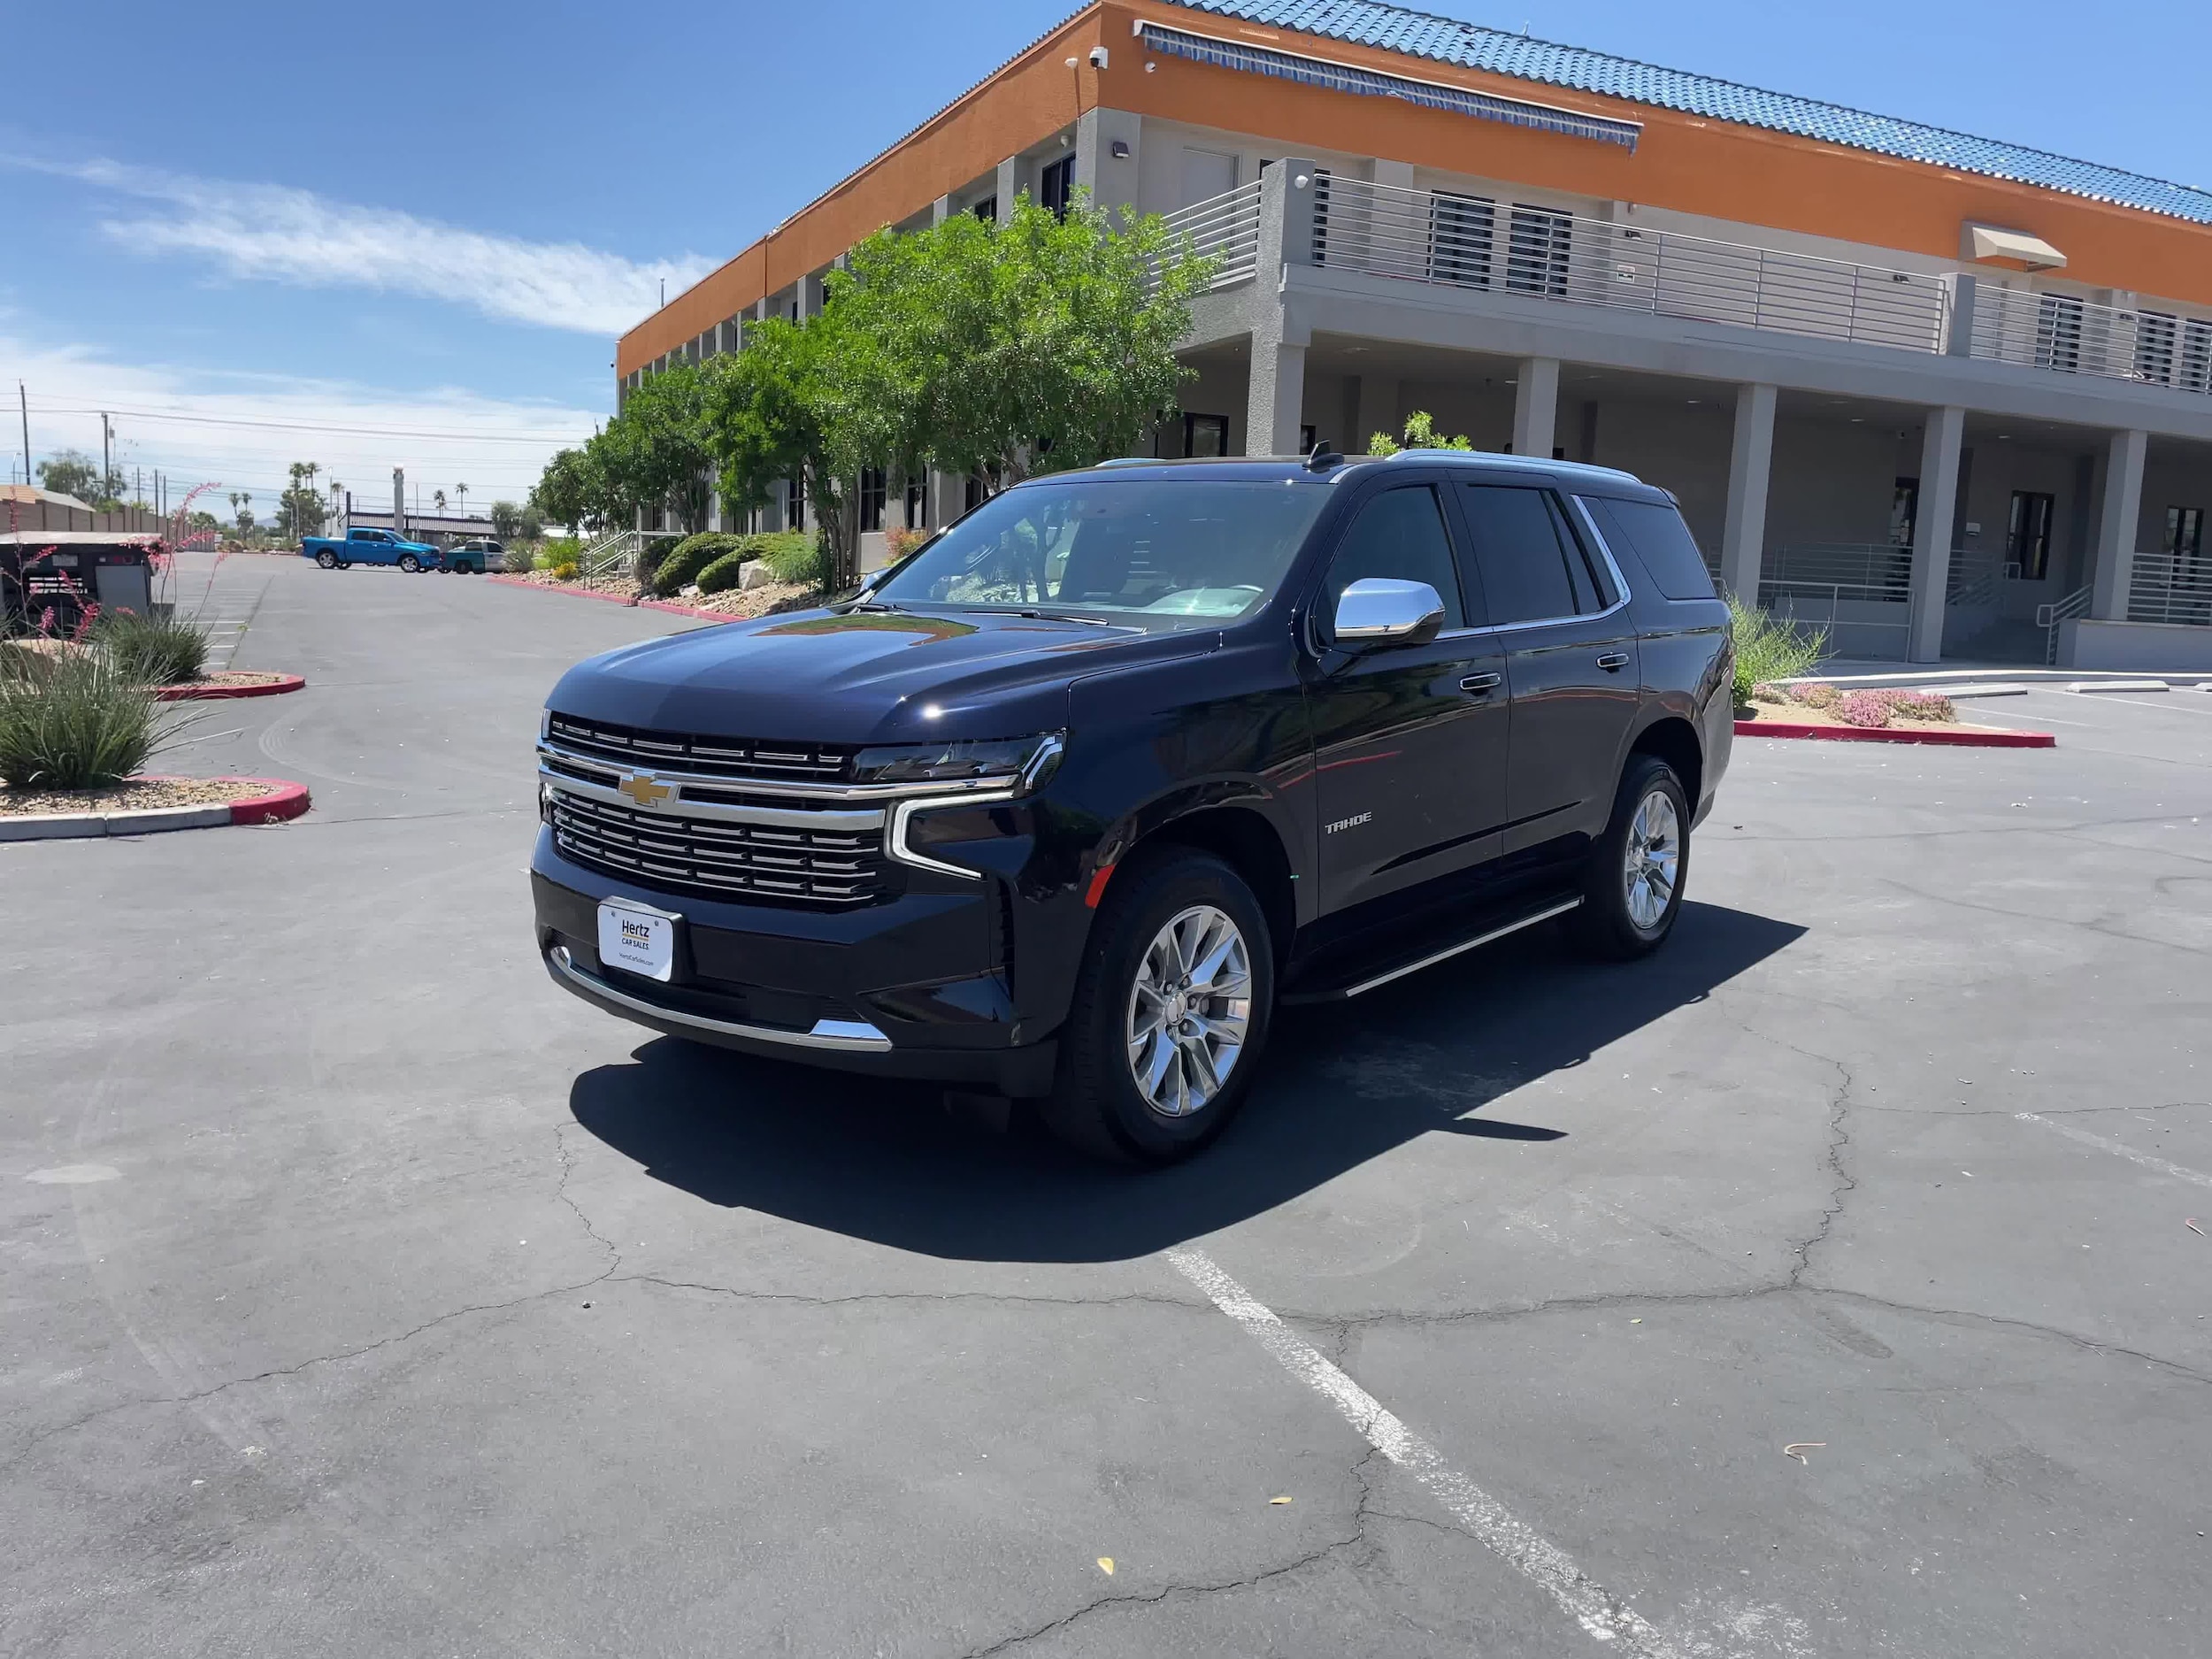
[1125,904,1253,1118]
[1623,787,1680,930]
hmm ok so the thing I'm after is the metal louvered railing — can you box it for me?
[1158,180,1264,290]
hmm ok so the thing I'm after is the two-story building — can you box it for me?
[616,0,2212,669]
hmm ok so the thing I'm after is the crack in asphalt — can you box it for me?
[554,1119,624,1273]
[954,1448,1390,1657]
[1876,873,2210,956]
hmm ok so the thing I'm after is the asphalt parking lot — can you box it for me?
[5,555,2210,1657]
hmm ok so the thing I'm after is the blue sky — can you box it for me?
[4,0,2207,519]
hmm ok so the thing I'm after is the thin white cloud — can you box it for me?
[2,326,597,513]
[13,156,709,336]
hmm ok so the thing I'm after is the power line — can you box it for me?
[21,401,593,443]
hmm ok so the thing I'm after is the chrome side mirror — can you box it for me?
[1333,578,1445,649]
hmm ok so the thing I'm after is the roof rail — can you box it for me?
[1386,449,1642,484]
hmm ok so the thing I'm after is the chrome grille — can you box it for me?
[547,713,854,782]
[549,789,884,906]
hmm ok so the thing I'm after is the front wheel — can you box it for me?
[1572,755,1689,960]
[315,550,337,570]
[398,554,421,573]
[1041,849,1273,1165]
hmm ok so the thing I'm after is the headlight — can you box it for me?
[851,732,1064,790]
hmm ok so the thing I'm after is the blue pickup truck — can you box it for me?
[300,527,443,572]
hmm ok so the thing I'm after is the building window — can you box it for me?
[905,479,926,527]
[787,476,805,531]
[1041,154,1076,219]
[2135,311,2177,385]
[1184,413,1230,457]
[1300,424,1317,455]
[964,473,987,514]
[2035,294,2083,373]
[2168,506,2206,561]
[1431,192,1494,288]
[859,469,887,533]
[1506,205,1571,297]
[972,195,997,225]
[2007,490,2055,580]
[1889,478,1919,547]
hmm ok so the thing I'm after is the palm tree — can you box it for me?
[433,489,448,516]
[455,482,469,519]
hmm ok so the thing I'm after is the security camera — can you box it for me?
[1088,45,1110,68]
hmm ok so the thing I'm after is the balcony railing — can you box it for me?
[1160,180,1263,291]
[1306,177,1950,355]
[2128,549,2212,626]
[1966,284,2212,396]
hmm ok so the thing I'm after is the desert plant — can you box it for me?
[95,608,209,686]
[1727,594,1824,706]
[695,550,755,595]
[502,545,536,574]
[0,649,184,789]
[549,560,580,581]
[758,530,827,588]
[534,536,584,572]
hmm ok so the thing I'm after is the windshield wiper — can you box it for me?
[844,599,909,614]
[1010,609,1117,627]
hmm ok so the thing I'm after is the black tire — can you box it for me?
[398,554,420,573]
[315,549,337,570]
[1572,754,1689,960]
[1041,849,1274,1165]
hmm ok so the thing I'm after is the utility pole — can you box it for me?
[101,412,112,500]
[18,381,28,489]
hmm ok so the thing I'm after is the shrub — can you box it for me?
[0,649,182,789]
[501,545,537,574]
[1890,689,1957,724]
[549,560,580,581]
[1838,690,1893,728]
[95,608,208,686]
[758,530,827,588]
[883,525,927,562]
[535,536,583,572]
[650,533,747,596]
[695,550,754,595]
[1727,594,1824,705]
[1795,681,1843,710]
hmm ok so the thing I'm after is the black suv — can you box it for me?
[532,450,1732,1163]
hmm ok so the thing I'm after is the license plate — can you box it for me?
[596,898,677,982]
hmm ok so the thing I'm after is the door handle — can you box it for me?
[1595,651,1629,672]
[1459,672,1502,694]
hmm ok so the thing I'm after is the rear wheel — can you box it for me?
[315,550,337,570]
[1041,849,1272,1165]
[398,554,421,573]
[1572,754,1688,960]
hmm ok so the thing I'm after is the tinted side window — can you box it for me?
[1586,496,1716,601]
[1456,484,1577,626]
[1324,486,1464,631]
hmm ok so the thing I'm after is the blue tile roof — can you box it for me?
[1177,0,2212,226]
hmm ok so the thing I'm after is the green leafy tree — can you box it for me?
[35,450,102,503]
[1365,411,1473,457]
[703,311,869,587]
[596,357,718,534]
[528,447,619,535]
[277,462,327,541]
[489,500,522,539]
[228,491,255,534]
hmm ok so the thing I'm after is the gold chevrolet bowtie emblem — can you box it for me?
[617,771,673,809]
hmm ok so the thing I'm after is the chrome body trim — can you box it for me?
[1332,897,1583,1001]
[536,761,886,831]
[536,736,1054,805]
[547,946,895,1051]
[886,787,1022,879]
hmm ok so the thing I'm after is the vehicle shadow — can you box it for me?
[567,901,1805,1263]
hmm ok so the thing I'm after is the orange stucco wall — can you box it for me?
[618,0,2212,377]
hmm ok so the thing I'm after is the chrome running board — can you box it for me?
[1283,896,1583,1004]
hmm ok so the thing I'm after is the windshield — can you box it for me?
[868,477,1332,627]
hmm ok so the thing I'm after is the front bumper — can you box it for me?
[532,832,1058,1095]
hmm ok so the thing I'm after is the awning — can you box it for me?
[1133,20,1642,152]
[1968,224,2067,270]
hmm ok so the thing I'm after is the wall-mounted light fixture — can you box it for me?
[1110,139,1131,159]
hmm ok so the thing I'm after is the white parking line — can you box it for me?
[2016,1112,2212,1190]
[1164,1245,1720,1656]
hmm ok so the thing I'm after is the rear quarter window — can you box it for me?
[1585,496,1717,602]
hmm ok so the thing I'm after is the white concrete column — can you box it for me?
[2089,427,2148,620]
[1720,382,1778,602]
[1906,405,1967,663]
[1355,375,1401,452]
[995,157,1020,224]
[1510,357,1559,459]
[931,195,952,225]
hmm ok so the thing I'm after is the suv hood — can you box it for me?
[548,605,1215,744]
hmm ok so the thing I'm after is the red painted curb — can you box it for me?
[155,673,306,702]
[1735,719,2055,749]
[488,572,731,624]
[227,779,312,824]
